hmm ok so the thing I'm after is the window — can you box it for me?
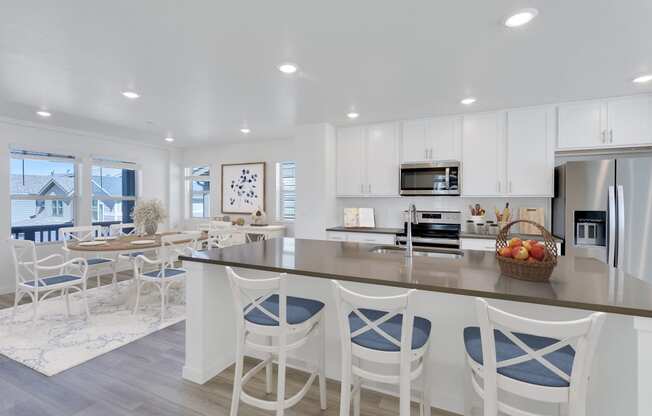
[10,150,76,242]
[276,161,296,221]
[186,166,211,218]
[91,160,137,226]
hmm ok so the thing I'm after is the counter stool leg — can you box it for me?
[266,336,273,395]
[276,342,287,416]
[353,376,361,416]
[64,288,71,317]
[230,330,244,416]
[399,356,411,416]
[339,352,352,416]
[420,351,431,416]
[318,317,327,410]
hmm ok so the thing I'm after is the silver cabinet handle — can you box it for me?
[610,129,614,143]
[424,149,428,159]
[368,184,372,193]
[601,130,606,143]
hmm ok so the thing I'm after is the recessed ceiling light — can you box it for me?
[240,128,251,134]
[36,110,52,117]
[122,91,140,99]
[278,63,298,74]
[461,97,477,105]
[347,112,360,119]
[164,137,174,142]
[504,8,538,28]
[633,74,652,84]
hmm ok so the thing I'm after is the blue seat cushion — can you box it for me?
[142,268,186,278]
[463,326,575,388]
[85,258,113,266]
[348,308,431,352]
[244,295,325,326]
[24,275,80,287]
[121,252,145,258]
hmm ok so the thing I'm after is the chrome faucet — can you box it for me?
[406,204,417,257]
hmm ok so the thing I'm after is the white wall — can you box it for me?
[0,118,178,294]
[180,137,296,235]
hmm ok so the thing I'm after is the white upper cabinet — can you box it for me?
[336,122,399,197]
[506,107,555,196]
[401,116,461,162]
[401,119,430,162]
[461,112,506,197]
[431,116,462,161]
[366,123,400,196]
[557,94,652,150]
[607,95,652,146]
[336,126,366,196]
[557,100,605,149]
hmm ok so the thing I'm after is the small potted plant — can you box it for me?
[131,199,167,235]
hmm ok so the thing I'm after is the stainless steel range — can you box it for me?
[396,210,461,249]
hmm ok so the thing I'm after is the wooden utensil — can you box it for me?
[518,208,545,234]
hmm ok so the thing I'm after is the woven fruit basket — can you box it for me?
[495,220,558,282]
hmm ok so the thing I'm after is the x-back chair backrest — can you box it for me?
[226,266,286,330]
[60,226,101,249]
[109,223,136,237]
[8,239,38,286]
[475,298,606,407]
[158,232,200,266]
[332,281,415,358]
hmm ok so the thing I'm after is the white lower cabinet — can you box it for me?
[326,231,396,245]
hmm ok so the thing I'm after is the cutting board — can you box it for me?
[518,208,545,235]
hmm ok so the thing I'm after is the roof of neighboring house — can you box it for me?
[10,174,124,196]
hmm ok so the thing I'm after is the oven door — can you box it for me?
[400,163,460,195]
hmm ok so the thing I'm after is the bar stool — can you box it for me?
[464,298,606,416]
[331,281,432,416]
[226,266,327,416]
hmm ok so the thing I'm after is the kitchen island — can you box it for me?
[180,238,652,415]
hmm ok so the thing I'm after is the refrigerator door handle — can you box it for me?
[608,186,616,267]
[617,185,625,269]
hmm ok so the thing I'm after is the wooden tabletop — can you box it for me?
[68,231,208,252]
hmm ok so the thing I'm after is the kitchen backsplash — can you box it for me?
[335,197,552,228]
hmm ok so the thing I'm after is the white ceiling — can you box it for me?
[1,0,651,147]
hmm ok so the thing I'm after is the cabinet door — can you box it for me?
[366,123,400,196]
[506,107,554,196]
[462,112,506,196]
[607,95,652,146]
[336,126,366,196]
[430,116,462,161]
[347,232,396,245]
[401,119,429,162]
[557,101,605,149]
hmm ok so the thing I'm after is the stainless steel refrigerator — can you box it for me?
[553,157,652,282]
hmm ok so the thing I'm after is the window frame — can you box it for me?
[9,149,78,243]
[90,158,139,225]
[186,165,212,219]
[276,161,296,222]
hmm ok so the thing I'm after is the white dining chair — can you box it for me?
[207,220,235,248]
[331,281,432,416]
[464,298,606,416]
[9,239,90,323]
[60,225,118,290]
[132,232,200,321]
[226,266,326,416]
[109,223,136,237]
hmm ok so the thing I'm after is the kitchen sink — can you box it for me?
[369,245,463,259]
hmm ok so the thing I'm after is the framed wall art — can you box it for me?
[221,162,265,214]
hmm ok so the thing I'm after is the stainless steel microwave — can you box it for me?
[399,161,460,196]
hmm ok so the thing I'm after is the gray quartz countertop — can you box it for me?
[180,238,652,318]
[326,226,403,234]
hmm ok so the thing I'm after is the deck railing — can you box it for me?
[11,221,124,243]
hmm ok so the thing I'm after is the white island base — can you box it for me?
[183,261,646,416]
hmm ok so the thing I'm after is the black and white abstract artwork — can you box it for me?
[221,162,265,213]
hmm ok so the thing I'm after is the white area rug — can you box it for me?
[0,280,185,376]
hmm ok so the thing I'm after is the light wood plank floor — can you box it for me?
[0,274,459,416]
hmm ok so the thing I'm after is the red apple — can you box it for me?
[499,247,513,258]
[523,241,534,251]
[512,246,529,260]
[530,245,545,261]
[508,238,522,248]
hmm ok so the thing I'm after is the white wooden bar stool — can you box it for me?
[464,298,606,416]
[331,281,432,416]
[226,266,327,416]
